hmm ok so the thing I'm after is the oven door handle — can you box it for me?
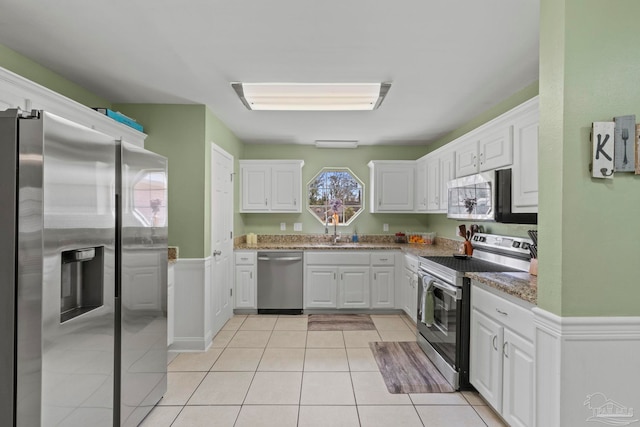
[430,280,462,300]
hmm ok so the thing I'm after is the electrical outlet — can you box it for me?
[280,222,286,231]
[294,223,302,231]
[383,223,389,232]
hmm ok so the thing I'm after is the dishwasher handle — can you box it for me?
[258,256,303,262]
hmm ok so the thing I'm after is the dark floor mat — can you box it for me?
[307,314,376,331]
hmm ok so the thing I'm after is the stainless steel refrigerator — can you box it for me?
[0,109,168,427]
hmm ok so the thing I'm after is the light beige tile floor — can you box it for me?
[146,313,507,426]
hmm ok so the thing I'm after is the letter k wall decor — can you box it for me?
[592,115,638,179]
[592,122,615,179]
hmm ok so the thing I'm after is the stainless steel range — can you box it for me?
[416,233,532,390]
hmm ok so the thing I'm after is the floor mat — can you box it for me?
[307,314,376,331]
[370,341,455,393]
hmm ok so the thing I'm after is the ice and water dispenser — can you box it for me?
[60,247,104,322]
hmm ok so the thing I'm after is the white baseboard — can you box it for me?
[169,337,212,352]
[533,308,640,427]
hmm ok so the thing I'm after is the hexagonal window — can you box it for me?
[307,167,364,226]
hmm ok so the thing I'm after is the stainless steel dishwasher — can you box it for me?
[257,251,303,314]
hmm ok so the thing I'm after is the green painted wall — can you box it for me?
[0,44,112,108]
[113,104,208,258]
[538,0,640,317]
[242,145,431,236]
[113,104,246,259]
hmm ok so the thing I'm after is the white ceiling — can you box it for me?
[0,0,539,146]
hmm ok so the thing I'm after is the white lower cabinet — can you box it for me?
[470,309,504,409]
[234,251,256,309]
[470,285,535,427]
[401,254,419,322]
[306,266,370,309]
[338,267,370,308]
[371,267,394,308]
[502,329,535,427]
[371,252,395,309]
[306,266,339,308]
[304,251,396,310]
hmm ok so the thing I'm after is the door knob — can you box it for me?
[213,250,222,256]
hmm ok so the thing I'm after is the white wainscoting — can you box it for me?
[171,257,213,351]
[533,308,640,427]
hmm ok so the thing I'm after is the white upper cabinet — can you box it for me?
[511,104,539,213]
[455,138,481,177]
[418,147,455,213]
[479,126,513,171]
[415,158,428,212]
[455,127,513,177]
[368,161,415,212]
[439,149,456,211]
[239,160,304,212]
[240,163,271,211]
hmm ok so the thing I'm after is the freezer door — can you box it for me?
[0,109,29,427]
[118,141,168,427]
[38,112,117,427]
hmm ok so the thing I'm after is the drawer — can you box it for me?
[305,252,370,265]
[371,253,395,266]
[471,285,534,341]
[235,251,256,265]
[403,254,419,271]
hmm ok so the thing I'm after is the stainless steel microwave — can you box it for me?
[446,169,537,224]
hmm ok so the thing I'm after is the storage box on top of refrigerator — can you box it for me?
[0,109,168,427]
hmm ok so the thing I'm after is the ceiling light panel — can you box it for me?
[315,140,359,148]
[232,83,391,111]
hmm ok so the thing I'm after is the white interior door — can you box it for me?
[211,143,234,335]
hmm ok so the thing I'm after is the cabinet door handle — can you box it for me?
[378,198,382,206]
[495,308,508,316]
[334,272,336,280]
[473,155,477,168]
[250,272,253,279]
[294,198,297,206]
[379,258,388,262]
[341,273,344,280]
[265,198,268,206]
[480,152,484,165]
[374,273,377,280]
[503,341,509,358]
[492,335,498,351]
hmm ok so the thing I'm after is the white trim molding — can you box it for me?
[533,308,640,427]
[0,65,146,147]
[171,257,213,351]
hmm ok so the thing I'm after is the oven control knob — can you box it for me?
[479,237,486,242]
[473,236,478,241]
[512,241,520,248]
[521,242,530,250]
